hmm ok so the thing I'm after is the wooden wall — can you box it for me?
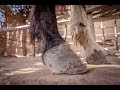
[0,28,35,56]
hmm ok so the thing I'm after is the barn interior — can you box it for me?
[0,5,120,85]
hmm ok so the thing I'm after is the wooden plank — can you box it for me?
[94,13,120,22]
[57,20,70,25]
[0,21,71,32]
[57,14,70,20]
[101,9,120,17]
[93,9,120,18]
[86,5,108,13]
[93,9,115,18]
[0,25,29,32]
[93,5,120,16]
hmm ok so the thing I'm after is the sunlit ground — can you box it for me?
[4,67,43,76]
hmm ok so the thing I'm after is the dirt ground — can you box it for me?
[0,56,120,85]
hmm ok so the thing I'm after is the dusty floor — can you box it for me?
[0,56,120,85]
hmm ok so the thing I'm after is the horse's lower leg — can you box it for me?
[70,5,107,64]
[29,5,87,74]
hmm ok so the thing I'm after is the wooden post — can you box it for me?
[114,19,119,51]
[33,40,35,57]
[101,21,105,48]
[64,24,68,40]
[12,31,17,55]
[16,30,21,55]
[22,29,27,56]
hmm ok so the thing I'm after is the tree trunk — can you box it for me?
[70,5,107,64]
[29,5,87,74]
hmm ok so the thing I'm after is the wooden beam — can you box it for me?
[57,20,70,25]
[93,5,120,16]
[94,13,120,22]
[57,13,70,20]
[0,25,29,32]
[101,9,120,17]
[93,9,120,19]
[0,20,70,32]
[86,5,108,14]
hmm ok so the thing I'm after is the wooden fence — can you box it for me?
[0,25,35,56]
[0,13,71,57]
[0,8,120,56]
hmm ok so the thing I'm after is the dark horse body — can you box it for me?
[29,5,87,74]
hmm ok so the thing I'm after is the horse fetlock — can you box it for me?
[85,49,107,64]
[43,43,87,74]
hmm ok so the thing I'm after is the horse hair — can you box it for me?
[29,5,65,54]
